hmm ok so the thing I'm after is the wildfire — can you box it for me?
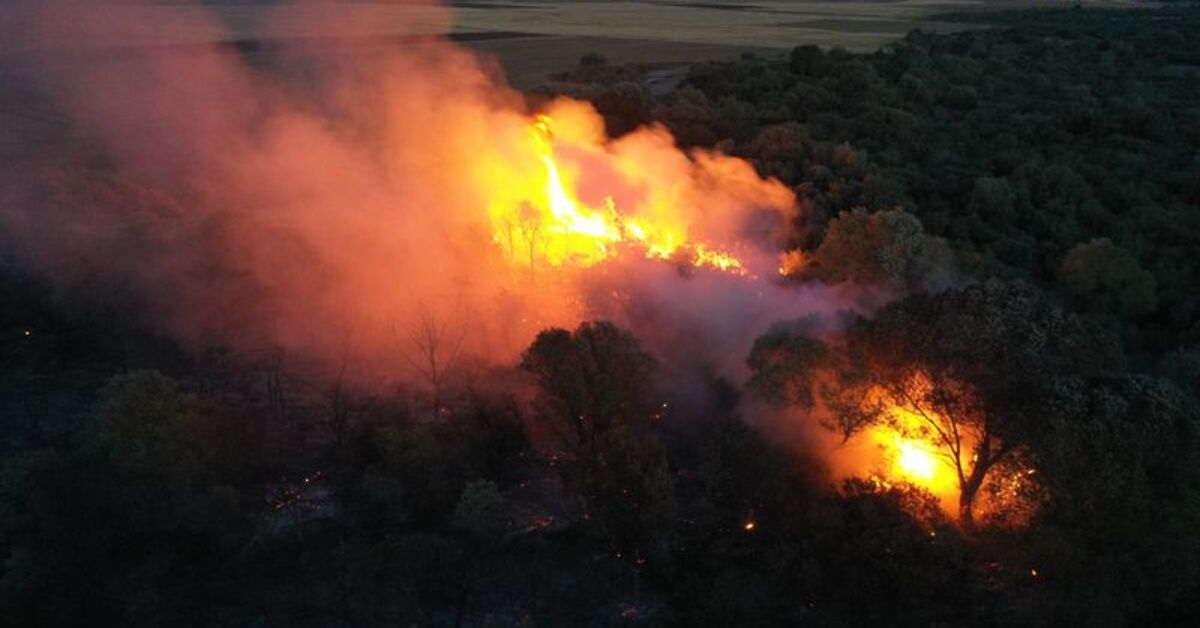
[847,375,1040,524]
[856,388,966,512]
[488,115,748,275]
[870,423,959,504]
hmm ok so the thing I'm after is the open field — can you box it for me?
[202,0,1033,84]
[1,1,1144,86]
[228,0,1147,84]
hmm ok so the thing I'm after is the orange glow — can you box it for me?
[778,249,808,277]
[866,423,961,509]
[857,385,964,510]
[816,374,984,517]
[743,521,756,531]
[488,115,749,275]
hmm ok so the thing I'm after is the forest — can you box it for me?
[2,5,1199,627]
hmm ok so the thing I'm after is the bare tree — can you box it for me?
[517,201,545,271]
[403,304,468,416]
[497,201,545,271]
[263,351,291,423]
[323,359,352,448]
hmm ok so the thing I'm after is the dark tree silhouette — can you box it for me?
[519,321,657,458]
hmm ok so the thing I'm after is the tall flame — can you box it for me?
[488,115,747,275]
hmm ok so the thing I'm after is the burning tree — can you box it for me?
[486,114,752,275]
[749,280,1125,526]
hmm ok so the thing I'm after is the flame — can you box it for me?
[488,115,748,275]
[869,423,960,507]
[830,377,1043,524]
[855,381,967,512]
[895,438,938,483]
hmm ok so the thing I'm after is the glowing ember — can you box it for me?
[489,115,748,274]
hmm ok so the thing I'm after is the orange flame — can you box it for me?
[488,115,748,275]
[822,376,972,515]
[870,423,960,505]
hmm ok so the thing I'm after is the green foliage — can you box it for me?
[95,371,219,480]
[815,479,968,624]
[366,421,463,523]
[808,207,954,290]
[520,321,658,456]
[746,325,828,408]
[0,371,261,625]
[1027,375,1200,625]
[579,429,677,559]
[1058,237,1158,317]
[967,176,1018,222]
[1161,347,1200,400]
[579,51,608,68]
[452,479,506,540]
[550,5,1200,349]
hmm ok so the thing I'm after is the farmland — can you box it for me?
[3,1,1128,87]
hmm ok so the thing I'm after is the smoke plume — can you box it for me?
[0,0,870,390]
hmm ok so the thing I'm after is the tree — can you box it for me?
[0,371,258,624]
[1028,374,1200,625]
[94,370,257,484]
[320,350,359,449]
[579,52,608,68]
[367,421,463,523]
[789,44,830,77]
[519,321,657,458]
[595,81,651,136]
[967,176,1018,223]
[452,479,506,541]
[403,305,467,415]
[1058,237,1157,317]
[746,123,809,183]
[809,207,954,291]
[581,429,677,559]
[1161,347,1200,401]
[749,281,1124,526]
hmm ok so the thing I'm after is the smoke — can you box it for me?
[0,0,870,392]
